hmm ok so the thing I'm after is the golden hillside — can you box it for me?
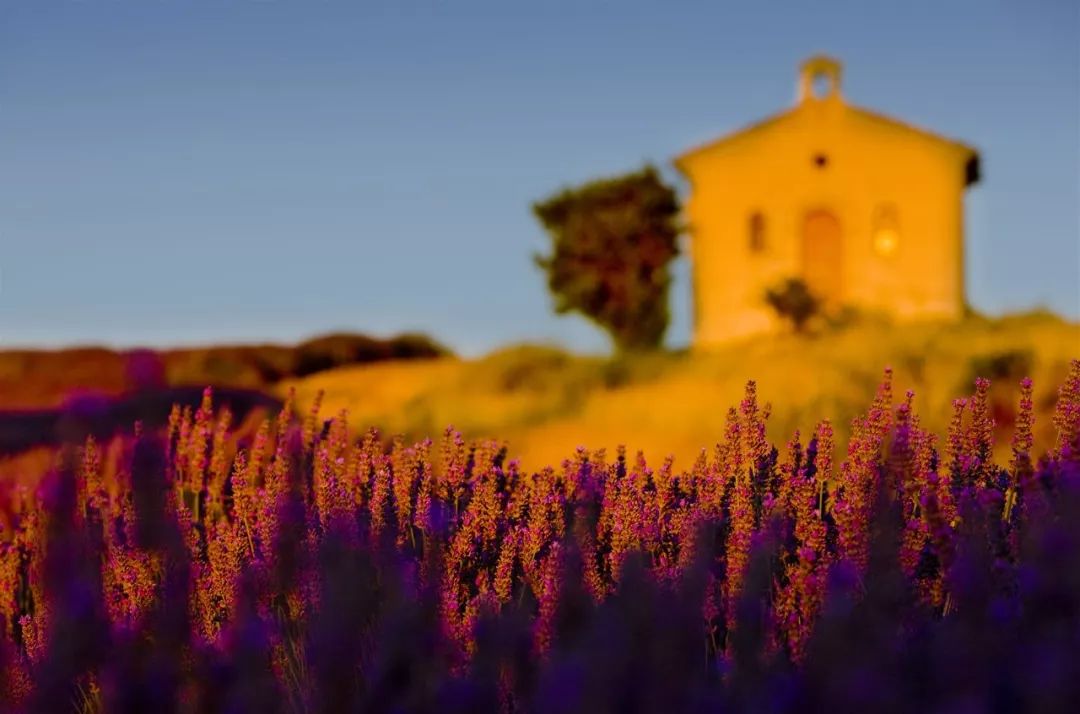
[281,312,1079,470]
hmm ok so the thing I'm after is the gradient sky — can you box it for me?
[1,1,1077,355]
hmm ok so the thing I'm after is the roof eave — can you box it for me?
[672,109,796,173]
[965,152,981,187]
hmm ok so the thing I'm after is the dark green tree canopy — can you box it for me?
[532,165,681,352]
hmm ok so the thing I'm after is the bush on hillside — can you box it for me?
[293,332,449,377]
[765,277,822,333]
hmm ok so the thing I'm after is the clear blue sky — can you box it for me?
[1,1,1077,355]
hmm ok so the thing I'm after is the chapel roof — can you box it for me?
[673,55,981,186]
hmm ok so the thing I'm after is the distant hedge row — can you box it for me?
[0,332,450,408]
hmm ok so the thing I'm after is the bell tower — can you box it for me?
[798,55,843,103]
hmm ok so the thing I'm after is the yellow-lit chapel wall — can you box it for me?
[675,56,977,347]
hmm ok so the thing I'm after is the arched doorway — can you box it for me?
[801,210,843,304]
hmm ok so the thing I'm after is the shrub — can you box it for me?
[765,277,821,333]
[967,348,1033,385]
[293,332,448,377]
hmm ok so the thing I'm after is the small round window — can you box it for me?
[873,204,900,257]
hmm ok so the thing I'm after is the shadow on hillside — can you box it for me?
[0,386,283,456]
[0,331,449,409]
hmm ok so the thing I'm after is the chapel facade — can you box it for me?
[674,55,980,346]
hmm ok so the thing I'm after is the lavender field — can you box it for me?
[0,362,1077,712]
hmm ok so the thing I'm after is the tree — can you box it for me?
[765,277,821,333]
[532,165,681,352]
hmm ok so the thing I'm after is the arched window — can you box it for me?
[872,204,900,257]
[748,212,766,253]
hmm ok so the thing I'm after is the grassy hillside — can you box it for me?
[281,312,1079,470]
